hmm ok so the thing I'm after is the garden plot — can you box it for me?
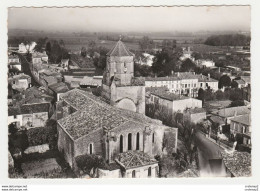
[21,158,61,176]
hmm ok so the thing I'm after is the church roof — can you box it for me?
[115,151,157,169]
[57,89,166,140]
[106,40,134,57]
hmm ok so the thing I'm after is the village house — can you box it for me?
[8,55,20,63]
[56,89,178,178]
[149,89,202,113]
[32,52,48,64]
[48,82,69,101]
[79,76,103,88]
[183,108,207,124]
[195,59,215,68]
[8,62,22,72]
[8,73,31,91]
[230,114,251,146]
[179,47,194,61]
[18,42,37,54]
[101,39,146,114]
[8,102,51,129]
[210,106,251,134]
[145,72,218,98]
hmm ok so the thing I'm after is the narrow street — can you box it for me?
[15,52,39,87]
[194,131,227,177]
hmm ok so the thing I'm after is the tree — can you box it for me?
[139,36,154,52]
[192,52,202,60]
[180,58,196,72]
[198,88,204,102]
[34,37,48,52]
[81,46,87,57]
[45,41,52,55]
[219,75,231,89]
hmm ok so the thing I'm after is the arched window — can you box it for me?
[120,135,123,153]
[136,133,140,150]
[152,133,155,143]
[128,133,132,150]
[89,143,93,154]
[148,167,152,177]
[132,170,136,178]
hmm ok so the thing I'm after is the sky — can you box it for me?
[8,6,250,32]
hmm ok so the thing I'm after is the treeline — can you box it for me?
[204,34,250,46]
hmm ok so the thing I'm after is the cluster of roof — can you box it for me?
[58,89,163,140]
[221,151,251,177]
[234,76,251,85]
[115,151,157,169]
[48,82,69,94]
[70,54,96,69]
[107,40,134,57]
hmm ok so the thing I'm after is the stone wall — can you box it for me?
[74,128,105,159]
[57,123,75,167]
[124,163,158,178]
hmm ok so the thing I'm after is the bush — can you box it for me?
[26,124,57,149]
[75,154,109,174]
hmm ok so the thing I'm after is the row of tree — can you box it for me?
[204,34,250,46]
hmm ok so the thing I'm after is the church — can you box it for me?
[101,39,145,114]
[56,40,178,178]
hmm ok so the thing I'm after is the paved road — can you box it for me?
[194,131,226,177]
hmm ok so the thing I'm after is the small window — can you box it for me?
[128,133,132,150]
[148,167,152,177]
[89,143,93,154]
[14,115,17,119]
[136,133,140,150]
[152,133,155,143]
[132,170,136,178]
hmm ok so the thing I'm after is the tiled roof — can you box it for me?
[211,106,250,118]
[151,91,190,101]
[9,62,21,65]
[235,79,246,85]
[240,76,250,84]
[221,151,251,177]
[10,74,31,80]
[230,114,251,126]
[107,40,134,57]
[115,151,157,169]
[209,115,225,125]
[48,82,69,93]
[58,89,165,140]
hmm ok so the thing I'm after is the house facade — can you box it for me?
[149,90,202,113]
[8,74,31,91]
[145,72,218,98]
[230,114,251,146]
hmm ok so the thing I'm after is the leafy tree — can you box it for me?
[45,41,52,55]
[81,46,87,57]
[198,88,204,102]
[192,52,202,60]
[180,58,196,72]
[34,37,48,52]
[205,34,250,46]
[219,75,231,89]
[139,36,154,52]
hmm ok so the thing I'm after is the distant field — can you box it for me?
[177,43,229,54]
[65,40,140,52]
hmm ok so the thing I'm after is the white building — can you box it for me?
[145,72,218,98]
[32,52,48,64]
[149,90,202,113]
[8,73,31,91]
[138,53,155,67]
[18,42,37,54]
[196,59,215,68]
